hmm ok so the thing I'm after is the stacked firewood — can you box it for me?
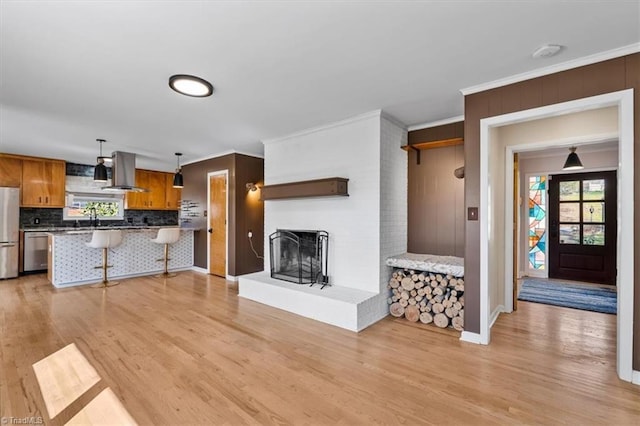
[387,269,464,331]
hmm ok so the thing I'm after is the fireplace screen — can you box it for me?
[269,230,329,288]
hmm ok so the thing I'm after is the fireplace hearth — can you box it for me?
[269,229,329,288]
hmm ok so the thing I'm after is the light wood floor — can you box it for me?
[1,272,638,425]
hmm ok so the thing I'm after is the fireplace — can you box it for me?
[269,229,329,288]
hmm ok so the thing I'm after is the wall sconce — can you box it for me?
[246,182,258,192]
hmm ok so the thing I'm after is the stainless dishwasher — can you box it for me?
[24,231,49,272]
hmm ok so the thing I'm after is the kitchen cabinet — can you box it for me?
[0,156,23,187]
[125,169,168,210]
[21,159,65,207]
[165,173,181,210]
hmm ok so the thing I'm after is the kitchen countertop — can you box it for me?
[22,225,180,232]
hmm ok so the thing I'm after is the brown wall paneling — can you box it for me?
[234,154,265,276]
[407,144,464,257]
[182,155,235,270]
[408,121,463,146]
[463,53,639,369]
[182,153,264,276]
[626,53,640,371]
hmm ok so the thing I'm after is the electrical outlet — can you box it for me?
[248,230,253,238]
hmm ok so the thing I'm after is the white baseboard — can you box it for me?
[460,331,482,344]
[632,370,640,385]
[226,275,238,282]
[490,305,505,328]
[191,266,209,274]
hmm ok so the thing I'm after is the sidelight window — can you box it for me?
[527,175,546,270]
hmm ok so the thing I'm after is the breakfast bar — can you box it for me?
[48,227,194,288]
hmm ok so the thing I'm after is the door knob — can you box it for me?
[208,228,213,233]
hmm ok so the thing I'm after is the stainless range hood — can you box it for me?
[101,151,149,192]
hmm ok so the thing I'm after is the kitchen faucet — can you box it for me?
[89,207,97,227]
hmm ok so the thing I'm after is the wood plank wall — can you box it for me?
[463,53,640,370]
[407,122,464,256]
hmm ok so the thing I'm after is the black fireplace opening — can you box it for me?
[269,229,329,288]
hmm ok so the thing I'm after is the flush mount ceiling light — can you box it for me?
[532,44,563,59]
[94,139,108,182]
[562,146,584,171]
[169,74,213,97]
[172,153,184,188]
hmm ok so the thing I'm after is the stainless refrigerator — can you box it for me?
[0,187,20,279]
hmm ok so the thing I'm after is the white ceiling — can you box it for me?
[1,1,639,171]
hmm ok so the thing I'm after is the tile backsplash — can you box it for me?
[21,208,179,229]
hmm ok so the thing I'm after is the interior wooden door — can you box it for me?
[548,171,617,285]
[208,174,227,277]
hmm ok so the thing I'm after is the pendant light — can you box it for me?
[562,146,584,171]
[172,153,184,188]
[94,139,108,182]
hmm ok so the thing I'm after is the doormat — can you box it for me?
[518,278,616,314]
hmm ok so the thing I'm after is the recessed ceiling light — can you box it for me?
[169,74,213,97]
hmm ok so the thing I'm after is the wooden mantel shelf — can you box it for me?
[261,177,349,200]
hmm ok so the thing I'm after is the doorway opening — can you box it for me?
[479,89,634,383]
[207,171,228,278]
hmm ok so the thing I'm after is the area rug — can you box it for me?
[518,278,616,314]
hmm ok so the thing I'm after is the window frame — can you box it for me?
[63,192,125,221]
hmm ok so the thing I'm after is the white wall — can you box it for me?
[377,115,408,323]
[264,111,406,295]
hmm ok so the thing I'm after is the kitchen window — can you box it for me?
[63,193,125,221]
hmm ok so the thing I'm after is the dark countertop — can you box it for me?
[21,226,179,232]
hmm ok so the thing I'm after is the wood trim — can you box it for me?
[261,177,349,200]
[402,137,464,151]
[0,152,65,163]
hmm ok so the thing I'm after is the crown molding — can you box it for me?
[182,149,264,166]
[460,43,640,96]
[380,111,407,130]
[408,115,465,132]
[262,110,383,145]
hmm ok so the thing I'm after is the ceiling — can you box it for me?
[1,1,639,172]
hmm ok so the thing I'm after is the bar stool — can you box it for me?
[86,230,123,288]
[151,228,181,278]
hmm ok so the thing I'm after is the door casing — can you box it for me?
[476,89,634,383]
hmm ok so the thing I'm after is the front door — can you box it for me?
[208,173,227,277]
[548,171,616,285]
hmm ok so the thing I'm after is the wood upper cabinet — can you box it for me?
[125,169,148,209]
[0,156,23,187]
[21,159,65,207]
[146,171,165,209]
[125,169,173,210]
[165,173,181,210]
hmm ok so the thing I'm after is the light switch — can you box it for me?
[468,207,478,221]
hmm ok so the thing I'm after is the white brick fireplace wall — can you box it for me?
[239,110,407,331]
